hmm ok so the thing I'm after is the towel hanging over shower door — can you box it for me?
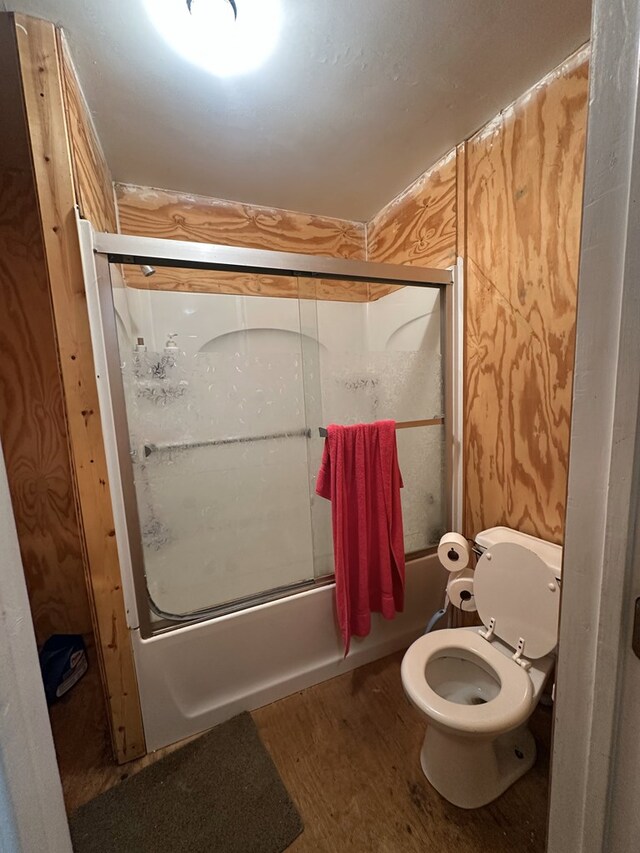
[316,420,405,654]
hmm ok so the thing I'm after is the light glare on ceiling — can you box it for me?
[143,0,283,78]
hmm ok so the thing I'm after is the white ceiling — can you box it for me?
[5,0,592,220]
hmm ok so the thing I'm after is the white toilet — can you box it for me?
[401,526,562,809]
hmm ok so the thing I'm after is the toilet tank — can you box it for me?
[474,526,562,580]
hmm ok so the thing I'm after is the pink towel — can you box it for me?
[316,420,405,654]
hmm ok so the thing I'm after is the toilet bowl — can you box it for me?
[401,527,561,809]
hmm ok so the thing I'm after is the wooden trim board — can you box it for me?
[0,15,92,649]
[455,141,468,533]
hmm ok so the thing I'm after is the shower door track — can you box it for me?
[93,231,453,286]
[84,223,461,638]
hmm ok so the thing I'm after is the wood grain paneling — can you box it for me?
[366,48,588,544]
[464,49,588,543]
[367,149,457,268]
[116,184,366,258]
[116,183,368,303]
[14,13,145,762]
[57,31,117,233]
[0,15,91,645]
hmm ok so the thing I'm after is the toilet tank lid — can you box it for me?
[475,527,562,577]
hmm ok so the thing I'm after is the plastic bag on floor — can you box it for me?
[39,634,88,705]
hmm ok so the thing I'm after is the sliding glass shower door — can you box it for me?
[300,277,445,576]
[107,262,445,625]
[113,268,319,618]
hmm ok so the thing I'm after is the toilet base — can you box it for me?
[420,723,536,809]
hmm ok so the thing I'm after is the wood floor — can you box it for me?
[50,649,551,852]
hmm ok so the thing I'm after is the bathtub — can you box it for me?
[134,553,447,750]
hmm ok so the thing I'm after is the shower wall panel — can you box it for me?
[310,285,445,570]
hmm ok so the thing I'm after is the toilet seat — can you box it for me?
[474,542,560,659]
[401,629,533,735]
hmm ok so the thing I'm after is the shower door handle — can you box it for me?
[632,597,640,660]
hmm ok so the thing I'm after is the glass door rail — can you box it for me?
[93,231,453,288]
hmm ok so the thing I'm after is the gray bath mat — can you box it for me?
[70,712,303,853]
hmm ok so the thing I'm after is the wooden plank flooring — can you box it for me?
[51,650,551,851]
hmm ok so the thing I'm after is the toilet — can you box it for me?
[401,526,562,809]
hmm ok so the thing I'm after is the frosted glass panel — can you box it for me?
[397,426,446,552]
[114,274,315,617]
[315,284,442,425]
[302,279,445,559]
[112,267,446,620]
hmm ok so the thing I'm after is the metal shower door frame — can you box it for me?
[82,222,461,639]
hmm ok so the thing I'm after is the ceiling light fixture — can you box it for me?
[187,0,237,19]
[144,0,283,78]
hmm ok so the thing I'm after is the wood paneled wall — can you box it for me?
[367,47,589,544]
[116,184,365,257]
[464,50,588,543]
[116,184,368,301]
[3,12,145,764]
[367,149,457,268]
[58,32,118,233]
[0,16,91,646]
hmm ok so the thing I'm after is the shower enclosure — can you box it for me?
[81,223,461,748]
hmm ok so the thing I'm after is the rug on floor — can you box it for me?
[69,711,303,853]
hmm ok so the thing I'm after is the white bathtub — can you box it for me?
[134,553,447,751]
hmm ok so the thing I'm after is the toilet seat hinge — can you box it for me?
[479,617,496,642]
[512,638,532,671]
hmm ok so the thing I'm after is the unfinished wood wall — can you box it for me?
[0,16,91,646]
[367,150,457,268]
[117,188,370,299]
[4,12,145,763]
[58,32,118,233]
[367,46,589,544]
[464,50,588,543]
[116,184,365,257]
[123,267,377,302]
[115,183,368,301]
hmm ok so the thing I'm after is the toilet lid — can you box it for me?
[474,542,560,659]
